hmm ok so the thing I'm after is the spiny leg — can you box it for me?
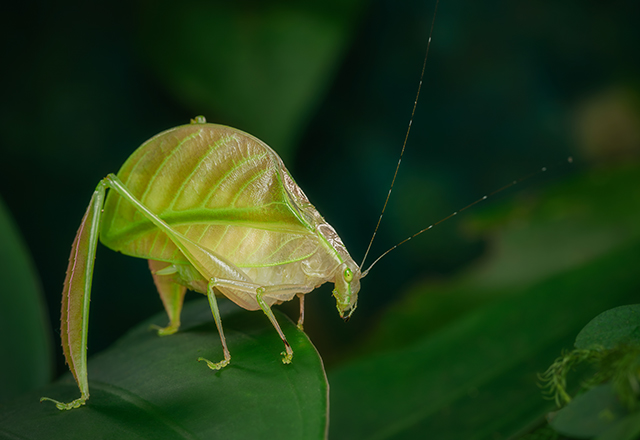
[198,280,231,370]
[148,260,186,336]
[297,293,305,331]
[41,181,106,410]
[256,287,293,364]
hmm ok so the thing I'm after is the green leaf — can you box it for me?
[575,305,640,350]
[0,299,328,439]
[328,241,640,440]
[596,409,640,440]
[550,384,627,438]
[0,195,53,402]
[464,163,640,289]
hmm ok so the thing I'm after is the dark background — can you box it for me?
[1,0,638,376]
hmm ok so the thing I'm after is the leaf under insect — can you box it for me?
[0,298,329,440]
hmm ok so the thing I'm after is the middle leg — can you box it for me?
[198,279,232,370]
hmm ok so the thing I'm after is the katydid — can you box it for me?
[38,9,561,411]
[38,114,563,412]
[42,3,443,412]
[40,117,364,410]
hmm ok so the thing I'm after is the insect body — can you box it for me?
[41,117,361,410]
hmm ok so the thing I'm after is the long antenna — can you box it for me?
[361,157,573,277]
[360,0,441,270]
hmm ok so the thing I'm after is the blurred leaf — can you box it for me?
[596,409,640,440]
[328,241,640,439]
[575,305,640,350]
[0,299,328,439]
[136,0,365,162]
[539,305,640,436]
[0,195,52,402]
[362,162,640,353]
[550,384,627,439]
[516,424,561,440]
[328,162,640,439]
[549,382,640,440]
[464,162,640,289]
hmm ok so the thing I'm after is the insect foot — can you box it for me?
[150,323,179,336]
[198,356,231,371]
[281,352,293,364]
[40,396,86,411]
[281,342,294,364]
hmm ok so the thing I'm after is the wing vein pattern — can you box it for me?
[100,124,322,270]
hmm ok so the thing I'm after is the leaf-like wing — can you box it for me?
[100,124,319,268]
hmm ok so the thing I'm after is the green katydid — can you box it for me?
[38,108,565,412]
[41,3,448,412]
[40,116,367,410]
[38,45,563,414]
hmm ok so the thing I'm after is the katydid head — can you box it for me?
[332,261,361,321]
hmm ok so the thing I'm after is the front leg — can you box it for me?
[256,287,293,364]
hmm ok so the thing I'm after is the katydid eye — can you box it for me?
[343,267,353,282]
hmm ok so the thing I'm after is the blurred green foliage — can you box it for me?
[0,195,52,402]
[1,0,639,438]
[329,174,640,438]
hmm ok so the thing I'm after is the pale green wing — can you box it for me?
[100,124,319,268]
